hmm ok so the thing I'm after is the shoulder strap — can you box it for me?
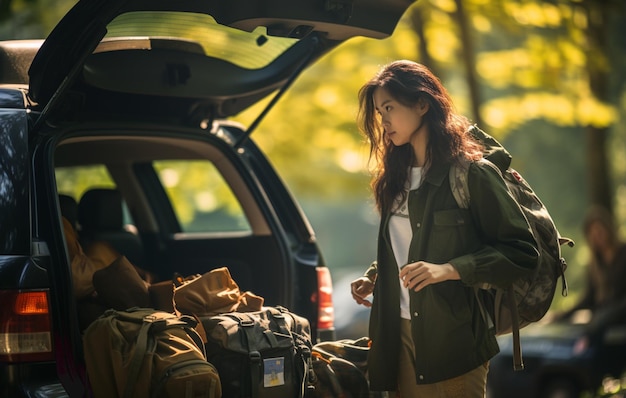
[449,159,524,370]
[507,288,524,371]
[449,159,471,209]
[123,316,156,398]
[269,308,313,397]
[122,311,197,398]
[450,157,506,210]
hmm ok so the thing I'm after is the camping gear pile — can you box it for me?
[83,266,371,397]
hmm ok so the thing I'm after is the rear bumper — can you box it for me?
[1,364,68,398]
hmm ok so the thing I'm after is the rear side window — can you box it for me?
[153,160,251,234]
[55,165,134,226]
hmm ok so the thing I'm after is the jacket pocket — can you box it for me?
[428,209,478,262]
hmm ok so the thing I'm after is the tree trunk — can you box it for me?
[410,1,483,127]
[409,5,434,69]
[584,0,613,215]
[453,0,483,127]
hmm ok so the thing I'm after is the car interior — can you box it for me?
[77,188,146,268]
[54,131,290,321]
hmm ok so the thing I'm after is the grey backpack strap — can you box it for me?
[450,158,525,370]
[449,159,494,330]
[449,159,471,209]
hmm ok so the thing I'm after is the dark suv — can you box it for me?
[0,0,415,396]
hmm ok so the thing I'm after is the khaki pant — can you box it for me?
[397,319,488,398]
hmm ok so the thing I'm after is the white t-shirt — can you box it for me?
[389,167,423,319]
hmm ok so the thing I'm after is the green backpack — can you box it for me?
[449,125,574,371]
[83,308,221,398]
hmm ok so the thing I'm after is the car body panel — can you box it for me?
[0,105,30,255]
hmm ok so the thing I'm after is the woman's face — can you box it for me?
[373,86,427,147]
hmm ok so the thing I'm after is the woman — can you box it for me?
[350,60,539,397]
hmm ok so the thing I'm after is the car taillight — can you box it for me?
[0,290,54,362]
[315,267,335,330]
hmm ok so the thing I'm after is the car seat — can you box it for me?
[59,194,78,229]
[77,188,145,268]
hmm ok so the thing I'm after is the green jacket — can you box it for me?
[366,158,539,390]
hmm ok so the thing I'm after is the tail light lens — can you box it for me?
[315,267,334,330]
[0,290,53,362]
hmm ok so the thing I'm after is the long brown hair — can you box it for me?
[357,60,483,215]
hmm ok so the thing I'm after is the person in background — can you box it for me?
[349,60,539,397]
[560,206,626,329]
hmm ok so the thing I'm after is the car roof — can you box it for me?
[24,0,417,120]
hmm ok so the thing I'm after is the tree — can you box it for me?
[580,0,617,215]
[408,0,623,218]
[452,0,483,126]
[0,0,73,39]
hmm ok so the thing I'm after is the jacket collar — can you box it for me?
[422,160,449,188]
[380,160,450,243]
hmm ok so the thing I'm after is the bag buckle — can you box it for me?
[249,350,261,363]
[298,345,311,359]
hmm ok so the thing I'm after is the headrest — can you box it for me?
[59,194,78,228]
[78,188,124,231]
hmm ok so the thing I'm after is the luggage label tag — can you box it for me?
[263,357,285,387]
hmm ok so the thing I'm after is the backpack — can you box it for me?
[200,306,314,398]
[83,308,221,398]
[449,125,574,371]
[310,337,373,398]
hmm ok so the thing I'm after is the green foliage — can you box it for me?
[3,0,626,313]
[153,160,249,232]
[590,371,626,397]
[55,165,115,201]
[0,0,74,39]
[231,0,626,314]
[233,12,422,201]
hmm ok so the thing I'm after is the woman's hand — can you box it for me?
[399,262,460,292]
[351,276,375,307]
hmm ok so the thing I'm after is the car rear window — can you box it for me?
[103,11,298,70]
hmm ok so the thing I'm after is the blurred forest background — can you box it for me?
[2,0,625,329]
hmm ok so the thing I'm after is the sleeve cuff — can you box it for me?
[449,254,476,286]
